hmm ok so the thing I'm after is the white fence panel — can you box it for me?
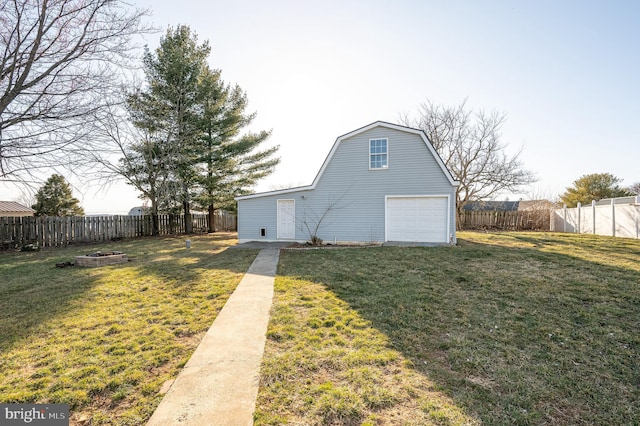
[616,205,640,239]
[551,196,640,239]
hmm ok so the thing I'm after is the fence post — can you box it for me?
[577,202,581,234]
[636,204,640,239]
[611,198,616,237]
[592,200,596,234]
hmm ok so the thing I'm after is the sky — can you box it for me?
[2,0,639,214]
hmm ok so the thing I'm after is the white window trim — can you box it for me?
[369,138,389,170]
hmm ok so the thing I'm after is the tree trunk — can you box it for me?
[207,204,216,233]
[183,200,193,234]
[151,200,159,236]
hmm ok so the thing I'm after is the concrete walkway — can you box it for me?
[147,249,280,426]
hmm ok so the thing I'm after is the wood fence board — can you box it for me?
[459,210,551,231]
[0,212,237,249]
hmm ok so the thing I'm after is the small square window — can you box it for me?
[369,138,388,169]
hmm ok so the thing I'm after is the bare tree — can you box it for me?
[89,100,168,235]
[268,181,306,191]
[300,202,339,246]
[626,182,640,195]
[0,0,151,181]
[299,191,351,245]
[401,99,537,214]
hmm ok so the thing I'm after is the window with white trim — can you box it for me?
[369,138,388,169]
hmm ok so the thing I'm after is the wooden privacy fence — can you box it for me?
[212,210,237,232]
[0,212,237,249]
[459,210,551,231]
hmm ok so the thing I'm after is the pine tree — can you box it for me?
[124,25,279,233]
[193,68,279,232]
[127,25,209,232]
[32,174,84,216]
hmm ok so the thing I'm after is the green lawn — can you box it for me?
[255,232,640,425]
[0,233,258,425]
[2,232,638,425]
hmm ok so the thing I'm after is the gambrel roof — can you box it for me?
[236,121,459,201]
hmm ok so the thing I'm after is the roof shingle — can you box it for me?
[0,201,35,213]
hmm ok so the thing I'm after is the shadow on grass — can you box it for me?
[0,233,255,354]
[0,232,263,423]
[274,233,640,424]
[510,231,640,259]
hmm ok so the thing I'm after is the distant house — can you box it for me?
[462,200,558,212]
[462,201,520,211]
[128,206,149,216]
[0,201,35,217]
[236,121,459,244]
[518,199,557,211]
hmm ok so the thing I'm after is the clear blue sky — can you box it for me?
[4,0,639,213]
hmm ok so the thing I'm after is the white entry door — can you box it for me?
[386,196,449,243]
[277,199,296,239]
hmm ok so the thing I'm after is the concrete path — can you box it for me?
[147,249,280,426]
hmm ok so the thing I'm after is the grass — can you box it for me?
[255,232,640,425]
[2,231,638,425]
[0,233,258,425]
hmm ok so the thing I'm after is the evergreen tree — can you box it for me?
[560,173,633,207]
[193,68,279,232]
[32,174,84,216]
[127,25,209,232]
[123,25,279,233]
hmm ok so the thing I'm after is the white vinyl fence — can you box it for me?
[551,196,640,239]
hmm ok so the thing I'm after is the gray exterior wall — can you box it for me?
[237,125,457,243]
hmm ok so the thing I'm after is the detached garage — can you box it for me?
[236,121,459,244]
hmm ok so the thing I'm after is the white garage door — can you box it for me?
[386,196,449,243]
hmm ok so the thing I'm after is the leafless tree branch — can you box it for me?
[401,99,537,214]
[0,0,153,182]
[299,189,352,245]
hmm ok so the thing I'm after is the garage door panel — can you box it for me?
[386,196,448,243]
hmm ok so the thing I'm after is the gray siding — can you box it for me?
[238,126,457,243]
